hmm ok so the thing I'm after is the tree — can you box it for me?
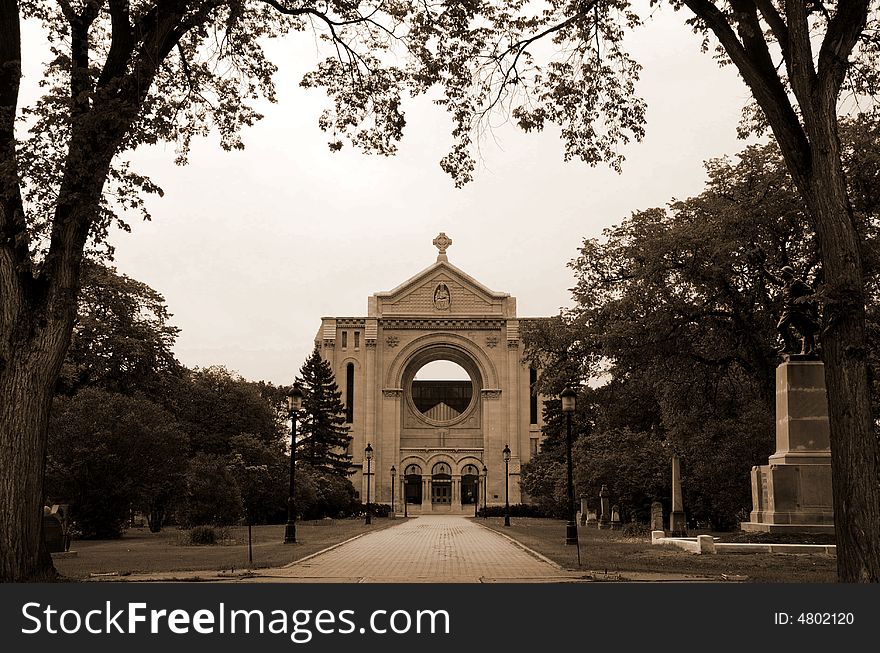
[0,0,418,581]
[167,366,285,454]
[177,452,243,527]
[295,346,352,476]
[58,261,182,397]
[227,434,289,524]
[46,388,189,537]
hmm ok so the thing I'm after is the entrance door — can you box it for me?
[431,462,452,505]
[431,483,451,504]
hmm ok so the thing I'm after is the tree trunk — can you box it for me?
[0,334,71,581]
[804,117,880,582]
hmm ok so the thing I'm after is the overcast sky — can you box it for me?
[22,7,758,385]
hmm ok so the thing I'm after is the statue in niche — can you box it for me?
[433,282,451,310]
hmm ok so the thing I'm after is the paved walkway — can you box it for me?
[255,516,582,583]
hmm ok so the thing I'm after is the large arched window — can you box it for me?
[345,363,354,423]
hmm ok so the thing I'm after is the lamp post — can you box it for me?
[474,471,479,518]
[390,465,396,518]
[403,470,408,518]
[365,443,373,525]
[503,444,511,527]
[284,384,304,544]
[482,464,488,518]
[561,387,580,560]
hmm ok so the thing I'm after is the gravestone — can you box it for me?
[578,496,589,526]
[669,455,687,536]
[42,512,65,554]
[741,358,834,533]
[598,484,611,529]
[610,504,621,530]
[586,509,598,527]
[650,501,664,532]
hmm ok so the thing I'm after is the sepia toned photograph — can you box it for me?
[2,0,879,603]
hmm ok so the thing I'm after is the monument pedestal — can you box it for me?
[741,359,834,534]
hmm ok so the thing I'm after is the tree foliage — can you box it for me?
[46,388,189,537]
[524,119,880,530]
[58,261,182,397]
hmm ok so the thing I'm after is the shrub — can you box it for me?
[367,503,391,518]
[477,504,553,518]
[187,525,217,545]
[622,522,651,538]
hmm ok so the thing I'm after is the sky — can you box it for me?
[21,6,759,385]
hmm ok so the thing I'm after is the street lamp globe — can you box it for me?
[287,384,304,412]
[561,386,576,414]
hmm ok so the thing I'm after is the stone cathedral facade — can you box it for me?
[314,234,546,514]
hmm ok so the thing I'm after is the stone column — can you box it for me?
[669,454,686,536]
[422,476,431,511]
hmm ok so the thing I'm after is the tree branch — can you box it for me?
[97,0,135,90]
[69,2,104,118]
[817,0,871,102]
[0,0,30,280]
[753,0,789,57]
[683,0,812,182]
[782,0,818,119]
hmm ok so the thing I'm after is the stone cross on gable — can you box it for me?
[433,232,452,262]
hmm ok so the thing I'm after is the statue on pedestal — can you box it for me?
[770,265,820,356]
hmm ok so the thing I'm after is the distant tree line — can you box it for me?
[521,114,880,530]
[46,264,357,538]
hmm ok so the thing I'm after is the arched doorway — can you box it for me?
[461,464,479,506]
[431,462,452,505]
[404,464,422,505]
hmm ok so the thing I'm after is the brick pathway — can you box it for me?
[260,516,580,583]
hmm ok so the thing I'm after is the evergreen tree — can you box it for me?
[296,347,353,477]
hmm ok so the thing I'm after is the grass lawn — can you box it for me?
[53,518,404,579]
[477,517,838,583]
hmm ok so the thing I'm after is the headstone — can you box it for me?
[42,513,65,553]
[741,359,834,534]
[650,501,664,532]
[669,455,687,536]
[610,504,621,530]
[598,484,611,529]
[578,496,589,525]
[586,509,598,527]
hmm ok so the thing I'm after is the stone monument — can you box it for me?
[741,357,834,533]
[610,505,621,530]
[669,454,687,536]
[598,484,611,529]
[650,501,664,532]
[578,496,589,526]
